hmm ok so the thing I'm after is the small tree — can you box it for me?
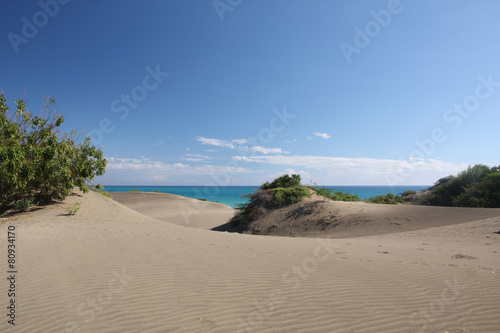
[0,94,106,211]
[261,174,302,189]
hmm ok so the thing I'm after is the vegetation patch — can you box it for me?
[0,94,106,214]
[271,186,311,207]
[424,164,500,208]
[230,174,310,228]
[67,202,81,215]
[365,191,416,205]
[310,186,360,202]
[90,184,112,198]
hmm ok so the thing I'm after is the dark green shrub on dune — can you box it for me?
[271,186,311,206]
[230,174,310,227]
[365,193,404,204]
[427,164,500,208]
[261,174,301,190]
[310,186,360,202]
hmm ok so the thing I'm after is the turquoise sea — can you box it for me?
[104,185,430,208]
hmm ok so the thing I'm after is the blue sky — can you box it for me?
[1,0,499,186]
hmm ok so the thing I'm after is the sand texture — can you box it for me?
[1,189,499,332]
[111,192,236,230]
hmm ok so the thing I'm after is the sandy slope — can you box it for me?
[111,192,236,230]
[0,190,499,332]
[240,193,500,238]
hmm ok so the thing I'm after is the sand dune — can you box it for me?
[1,189,499,332]
[239,193,500,238]
[111,192,236,230]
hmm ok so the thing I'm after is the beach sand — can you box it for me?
[111,192,236,230]
[1,189,499,332]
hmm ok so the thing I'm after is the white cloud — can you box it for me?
[306,135,313,140]
[230,154,467,185]
[230,154,462,171]
[196,136,288,155]
[196,137,248,149]
[232,138,249,145]
[181,154,210,162]
[314,132,330,139]
[107,156,254,176]
[285,139,297,143]
[251,146,289,154]
[185,154,209,158]
[197,137,235,148]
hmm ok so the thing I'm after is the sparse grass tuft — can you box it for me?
[68,202,81,215]
[90,184,112,198]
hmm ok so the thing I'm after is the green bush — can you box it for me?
[0,94,106,212]
[427,164,500,208]
[271,186,311,207]
[309,186,360,202]
[230,174,308,228]
[365,193,404,204]
[261,174,301,189]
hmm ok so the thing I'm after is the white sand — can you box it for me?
[1,189,499,332]
[111,192,236,230]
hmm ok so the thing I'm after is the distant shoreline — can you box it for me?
[102,185,431,208]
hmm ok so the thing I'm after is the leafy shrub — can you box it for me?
[261,174,301,189]
[12,198,35,211]
[229,189,274,227]
[365,193,404,204]
[230,174,309,227]
[68,202,81,215]
[271,186,311,207]
[311,186,360,202]
[401,190,417,197]
[426,164,500,208]
[0,94,106,212]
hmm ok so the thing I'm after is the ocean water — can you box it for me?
[104,185,430,208]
